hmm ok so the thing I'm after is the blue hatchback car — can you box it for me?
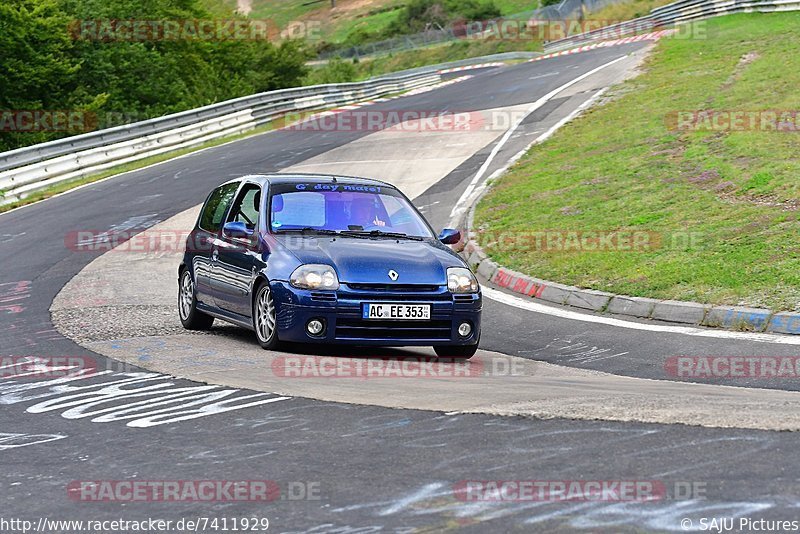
[178,174,481,358]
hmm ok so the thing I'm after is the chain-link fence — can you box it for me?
[319,0,625,60]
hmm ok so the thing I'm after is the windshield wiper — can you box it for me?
[277,227,341,236]
[341,230,424,241]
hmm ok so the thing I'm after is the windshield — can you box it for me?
[269,182,433,238]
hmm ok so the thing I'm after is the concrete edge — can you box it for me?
[459,237,800,333]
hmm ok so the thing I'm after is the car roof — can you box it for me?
[221,173,394,189]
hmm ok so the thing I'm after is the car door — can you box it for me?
[211,181,264,317]
[192,182,239,308]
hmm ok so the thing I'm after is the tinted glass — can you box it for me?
[199,183,238,232]
[269,182,432,238]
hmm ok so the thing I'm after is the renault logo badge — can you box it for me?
[388,270,399,281]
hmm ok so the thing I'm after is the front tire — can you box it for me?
[434,342,479,360]
[178,269,214,330]
[253,282,280,350]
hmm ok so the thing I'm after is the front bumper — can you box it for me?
[271,281,482,346]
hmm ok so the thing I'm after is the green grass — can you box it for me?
[493,0,540,13]
[474,12,800,312]
[588,0,676,24]
[203,0,546,46]
[327,7,403,43]
[238,0,409,44]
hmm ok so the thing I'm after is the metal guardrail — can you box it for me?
[380,51,541,78]
[0,47,558,207]
[542,0,800,52]
[0,70,441,205]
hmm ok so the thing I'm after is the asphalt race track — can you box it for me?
[3,42,800,532]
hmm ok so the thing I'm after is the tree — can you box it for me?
[0,0,313,151]
[0,0,90,150]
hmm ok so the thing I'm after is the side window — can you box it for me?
[199,183,238,233]
[226,183,262,231]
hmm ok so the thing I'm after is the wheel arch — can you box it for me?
[251,274,271,307]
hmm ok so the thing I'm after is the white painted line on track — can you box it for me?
[448,77,614,228]
[483,287,800,345]
[529,72,559,80]
[449,55,627,222]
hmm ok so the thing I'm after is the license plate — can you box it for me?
[363,303,431,320]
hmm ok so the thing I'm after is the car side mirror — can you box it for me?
[438,228,461,245]
[223,221,254,239]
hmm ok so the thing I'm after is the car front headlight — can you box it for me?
[447,267,479,294]
[290,264,340,290]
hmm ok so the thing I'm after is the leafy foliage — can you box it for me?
[375,0,501,38]
[0,0,311,151]
[304,57,358,85]
[0,0,88,149]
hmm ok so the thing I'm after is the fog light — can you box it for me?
[458,322,472,337]
[306,319,324,336]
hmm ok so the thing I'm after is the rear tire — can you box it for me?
[253,282,280,350]
[178,269,214,331]
[434,342,478,360]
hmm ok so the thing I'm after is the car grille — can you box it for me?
[335,318,452,340]
[346,283,441,292]
[340,283,451,302]
[310,291,337,302]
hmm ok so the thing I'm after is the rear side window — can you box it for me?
[199,183,238,232]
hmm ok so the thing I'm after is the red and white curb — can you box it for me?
[404,75,473,96]
[531,29,676,62]
[438,62,506,74]
[463,237,800,336]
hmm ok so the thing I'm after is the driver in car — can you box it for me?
[349,197,386,229]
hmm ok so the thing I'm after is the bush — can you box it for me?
[304,57,358,85]
[387,0,501,36]
[0,0,312,151]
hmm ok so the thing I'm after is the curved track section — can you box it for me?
[52,204,800,431]
[4,43,800,530]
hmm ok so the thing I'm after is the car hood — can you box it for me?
[275,236,463,285]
